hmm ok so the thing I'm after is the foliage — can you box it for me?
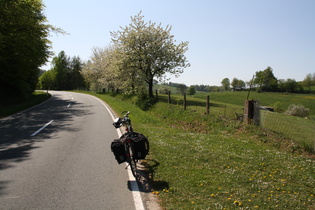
[285,104,310,118]
[0,0,51,105]
[134,91,157,111]
[231,78,245,91]
[254,67,278,92]
[38,51,85,90]
[302,73,315,91]
[272,101,285,112]
[187,86,196,95]
[177,84,187,95]
[110,12,190,97]
[221,78,230,91]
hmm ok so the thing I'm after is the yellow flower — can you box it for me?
[211,194,215,197]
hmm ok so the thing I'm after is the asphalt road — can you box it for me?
[0,91,142,209]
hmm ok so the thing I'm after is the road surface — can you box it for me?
[0,91,143,209]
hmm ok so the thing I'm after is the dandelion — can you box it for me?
[233,200,242,206]
[211,194,215,197]
[191,201,195,204]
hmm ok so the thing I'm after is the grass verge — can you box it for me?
[79,91,315,209]
[0,91,51,118]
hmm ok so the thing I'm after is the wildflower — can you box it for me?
[211,194,215,197]
[191,201,195,204]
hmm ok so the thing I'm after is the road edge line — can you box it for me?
[91,95,145,210]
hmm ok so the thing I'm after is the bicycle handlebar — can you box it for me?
[113,111,130,129]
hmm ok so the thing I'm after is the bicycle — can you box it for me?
[112,111,149,181]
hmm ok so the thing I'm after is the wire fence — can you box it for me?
[158,93,315,151]
[260,106,315,151]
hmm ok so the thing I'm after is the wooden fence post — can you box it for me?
[168,91,171,104]
[206,95,210,114]
[183,93,186,110]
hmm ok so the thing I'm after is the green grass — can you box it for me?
[79,91,315,210]
[164,92,315,152]
[195,91,315,118]
[0,91,51,118]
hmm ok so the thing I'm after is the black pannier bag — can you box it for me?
[130,132,149,160]
[111,139,126,164]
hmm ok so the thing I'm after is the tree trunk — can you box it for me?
[148,78,154,98]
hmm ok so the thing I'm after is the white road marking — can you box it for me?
[92,95,145,210]
[30,120,54,137]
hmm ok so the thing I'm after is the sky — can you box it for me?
[42,0,315,86]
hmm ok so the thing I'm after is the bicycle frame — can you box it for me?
[114,111,139,180]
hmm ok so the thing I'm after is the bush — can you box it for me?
[285,104,310,117]
[273,101,285,112]
[135,92,156,111]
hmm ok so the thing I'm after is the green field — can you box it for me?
[194,91,315,118]
[161,91,315,152]
[82,91,315,210]
[4,90,315,209]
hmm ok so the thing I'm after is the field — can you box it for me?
[84,91,315,210]
[159,91,315,152]
[3,90,315,209]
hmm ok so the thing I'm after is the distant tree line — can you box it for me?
[221,66,315,93]
[38,51,86,90]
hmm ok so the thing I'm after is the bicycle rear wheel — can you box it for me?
[128,144,139,181]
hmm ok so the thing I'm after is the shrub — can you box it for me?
[135,92,156,110]
[285,104,310,117]
[273,101,285,112]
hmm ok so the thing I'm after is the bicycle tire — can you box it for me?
[128,143,139,180]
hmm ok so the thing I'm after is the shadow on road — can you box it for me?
[128,159,169,194]
[0,93,93,174]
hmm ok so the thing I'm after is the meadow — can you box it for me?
[85,91,315,210]
[160,91,315,153]
[3,90,315,209]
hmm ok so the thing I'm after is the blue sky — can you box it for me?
[43,0,315,86]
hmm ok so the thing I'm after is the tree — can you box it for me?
[51,51,69,90]
[221,78,230,91]
[81,46,120,92]
[0,0,52,104]
[187,86,196,95]
[254,66,278,92]
[303,73,313,91]
[40,51,85,91]
[231,78,239,91]
[237,79,246,90]
[110,12,190,97]
[177,84,187,95]
[38,70,55,90]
